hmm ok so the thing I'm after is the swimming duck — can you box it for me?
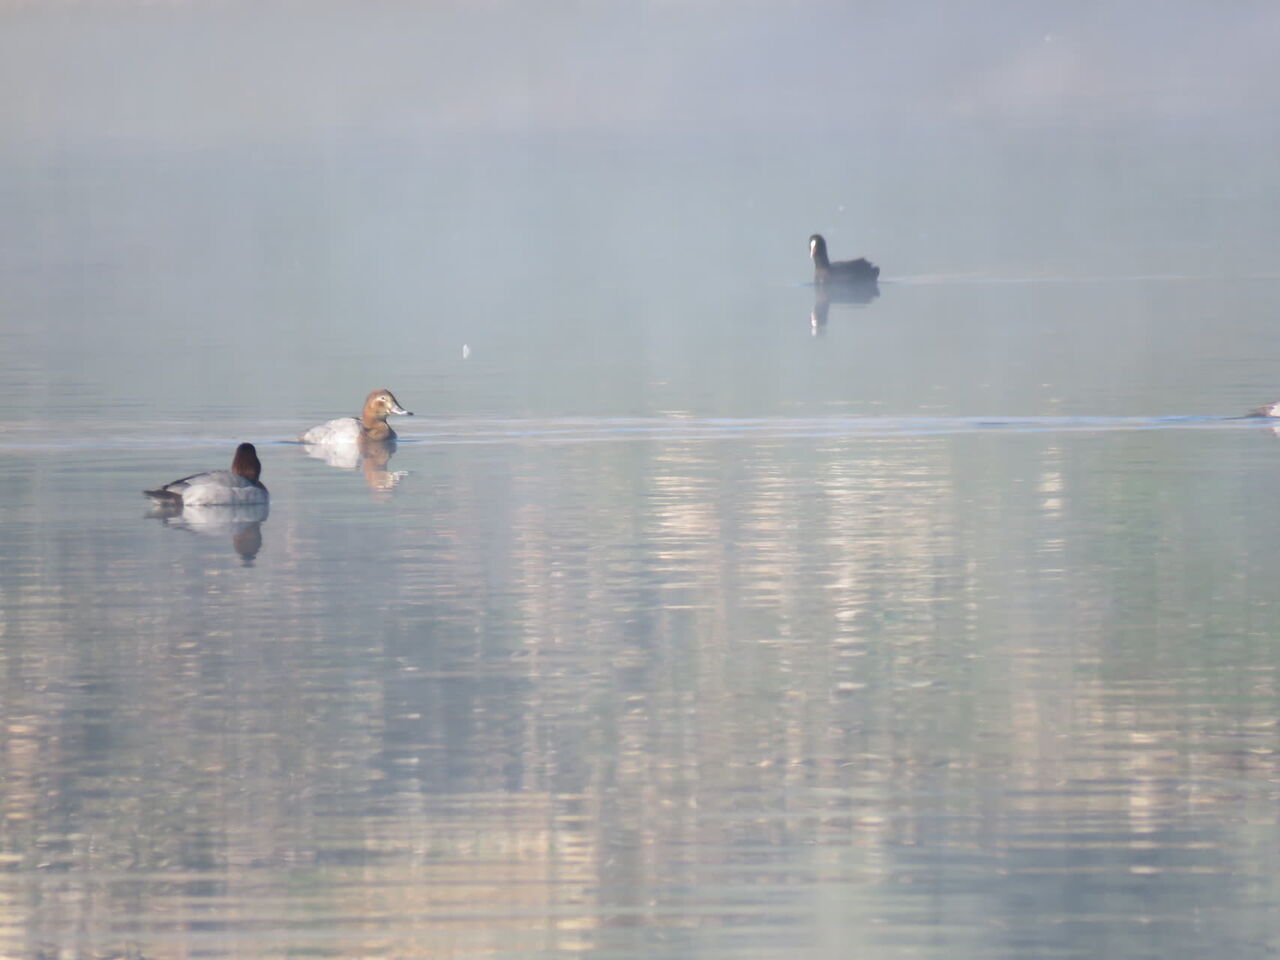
[144,442,268,507]
[1249,401,1280,418]
[810,234,880,283]
[299,389,413,444]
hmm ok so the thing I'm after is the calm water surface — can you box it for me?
[5,11,1280,957]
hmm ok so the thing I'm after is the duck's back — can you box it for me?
[299,417,364,445]
[149,470,268,506]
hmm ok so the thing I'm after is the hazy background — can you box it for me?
[4,0,1280,142]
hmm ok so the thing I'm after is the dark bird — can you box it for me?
[810,234,879,284]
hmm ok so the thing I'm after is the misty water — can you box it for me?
[5,3,1280,959]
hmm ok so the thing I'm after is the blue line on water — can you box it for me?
[0,415,1269,452]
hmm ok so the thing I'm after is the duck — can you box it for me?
[810,234,880,284]
[298,389,413,444]
[144,442,268,507]
[1249,401,1280,418]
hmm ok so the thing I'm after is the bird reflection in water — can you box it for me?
[145,502,269,566]
[810,279,880,335]
[302,436,408,499]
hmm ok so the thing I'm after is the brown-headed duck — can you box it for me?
[299,389,413,444]
[144,442,268,506]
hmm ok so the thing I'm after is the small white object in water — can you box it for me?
[462,344,471,359]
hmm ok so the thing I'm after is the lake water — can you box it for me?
[5,4,1280,959]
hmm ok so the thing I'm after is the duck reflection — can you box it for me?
[302,436,408,498]
[146,501,269,565]
[809,280,880,334]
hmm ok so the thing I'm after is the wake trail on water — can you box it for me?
[411,414,1259,445]
[2,414,1264,451]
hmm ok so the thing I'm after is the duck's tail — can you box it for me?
[143,488,184,505]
